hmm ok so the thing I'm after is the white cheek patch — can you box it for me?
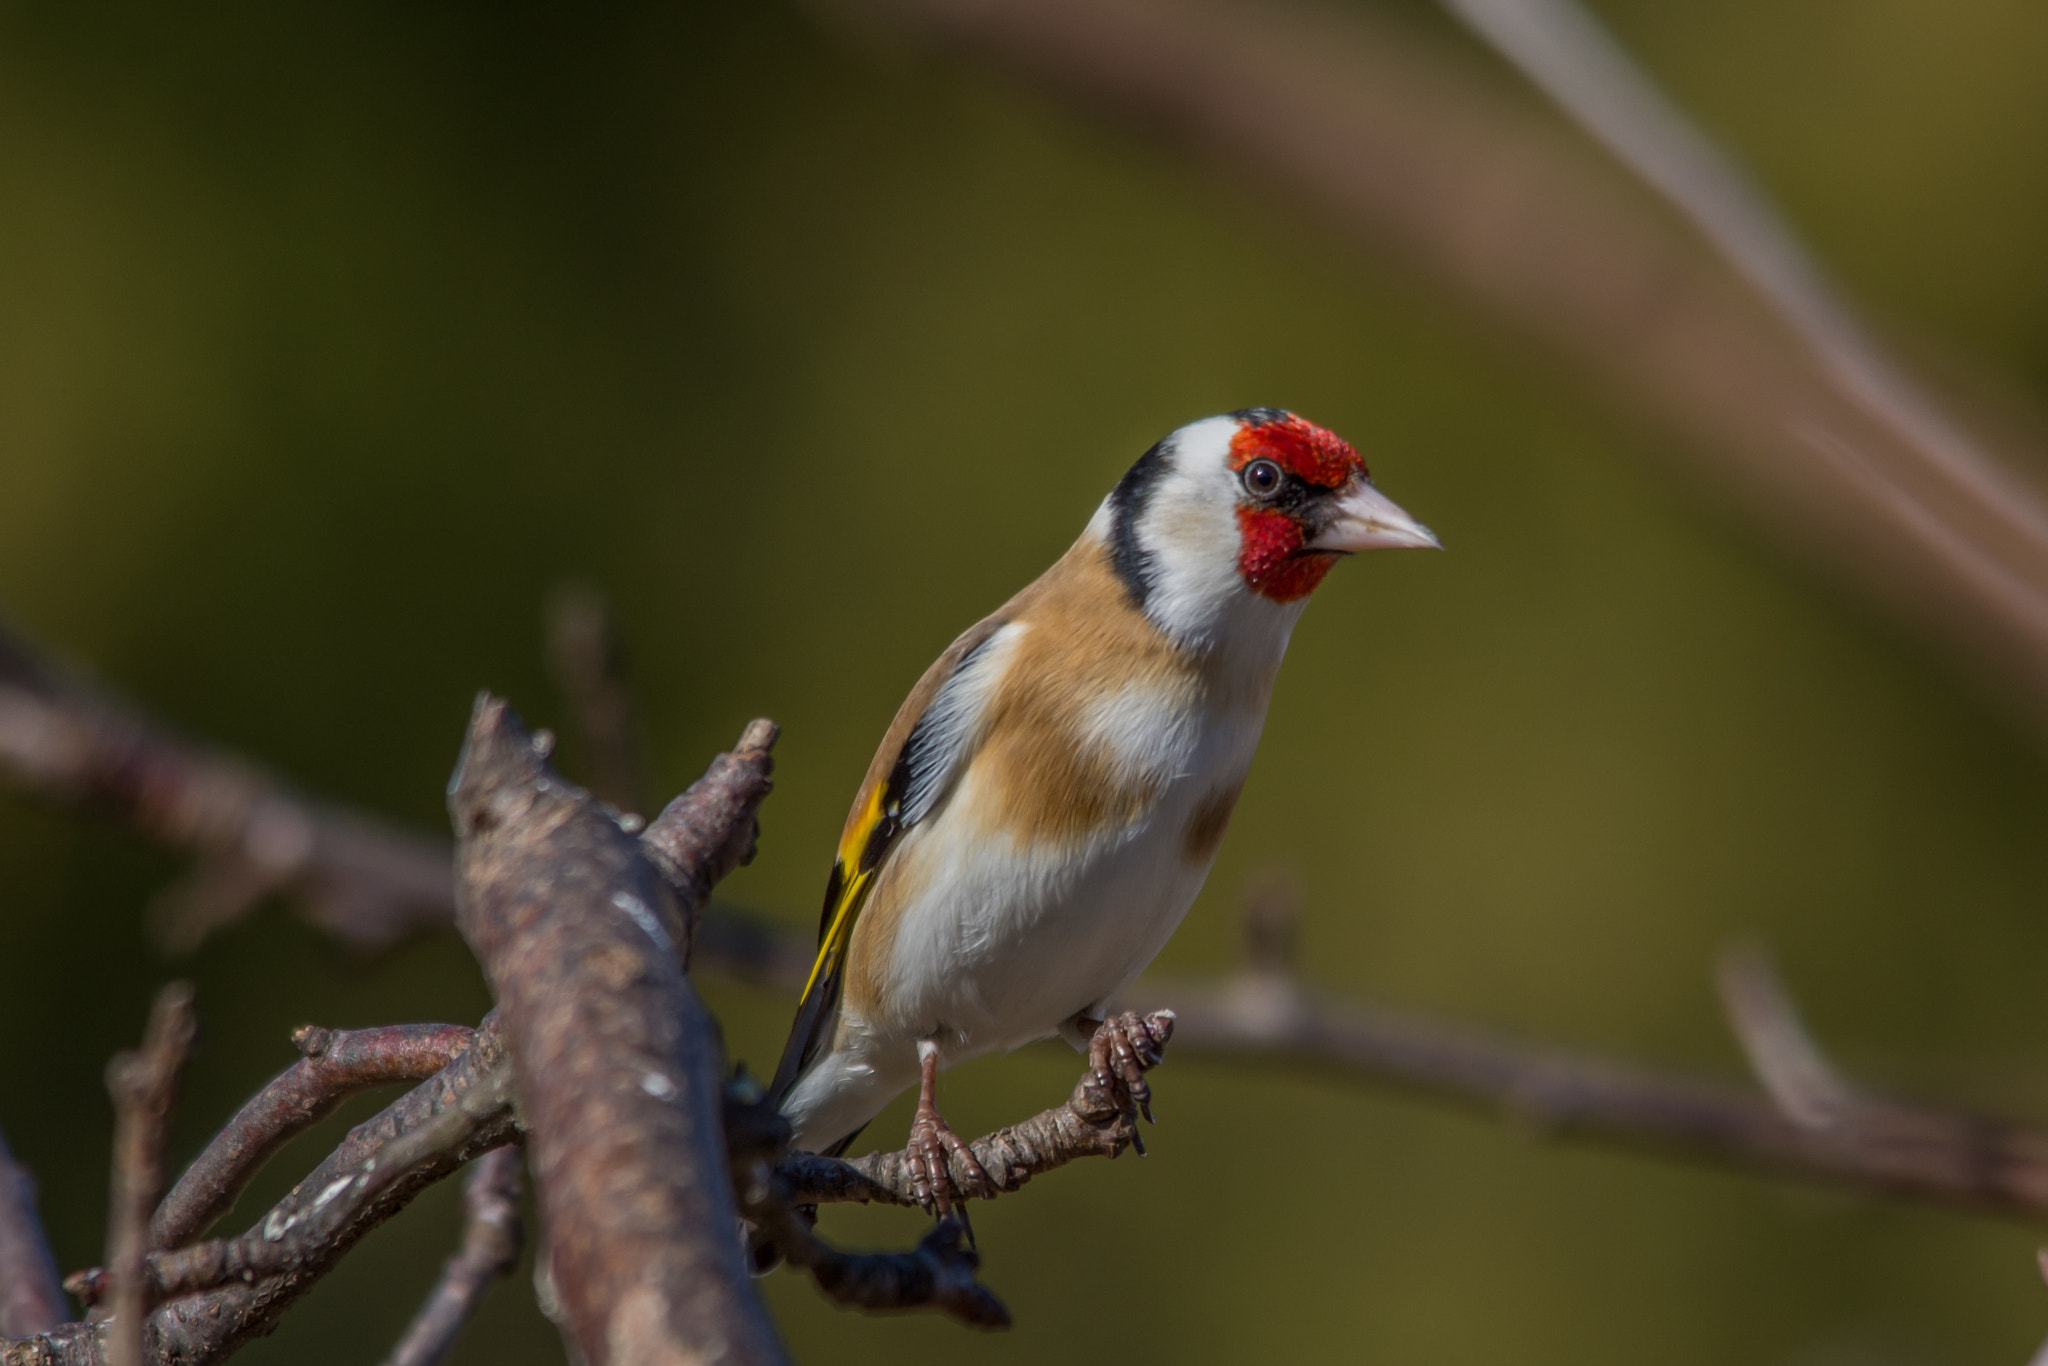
[1137,417,1248,646]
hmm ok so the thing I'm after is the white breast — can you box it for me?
[862,673,1272,1062]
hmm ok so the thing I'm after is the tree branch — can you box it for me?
[779,1010,1179,1209]
[55,1015,518,1366]
[822,0,2048,724]
[723,1078,1007,1327]
[639,720,780,968]
[0,1124,67,1339]
[149,1015,515,1365]
[376,1145,524,1366]
[102,984,197,1366]
[587,876,2048,1230]
[1436,0,2048,591]
[0,621,452,951]
[725,1010,1176,1328]
[1715,941,1867,1129]
[0,617,791,976]
[449,696,786,1366]
[1131,966,2048,1223]
[152,1022,475,1249]
[754,1207,1008,1330]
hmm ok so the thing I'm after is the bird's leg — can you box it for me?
[1074,1009,1174,1154]
[906,1038,994,1220]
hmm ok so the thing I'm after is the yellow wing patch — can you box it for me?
[772,777,902,1102]
[799,865,869,1001]
[800,783,889,997]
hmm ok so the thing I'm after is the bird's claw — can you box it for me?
[1082,1009,1176,1153]
[907,1104,994,1220]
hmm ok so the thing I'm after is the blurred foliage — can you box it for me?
[2,1,2047,1362]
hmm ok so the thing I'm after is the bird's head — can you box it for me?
[1098,408,1438,647]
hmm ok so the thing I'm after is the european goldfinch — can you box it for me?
[770,409,1437,1209]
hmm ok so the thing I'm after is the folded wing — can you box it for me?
[767,615,1016,1105]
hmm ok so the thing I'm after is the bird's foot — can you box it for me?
[1080,1009,1177,1155]
[907,1103,994,1220]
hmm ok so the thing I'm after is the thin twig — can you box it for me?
[757,1206,1008,1330]
[503,862,2048,1231]
[81,1041,514,1308]
[0,1123,67,1338]
[735,1011,1173,1327]
[153,1022,476,1249]
[544,585,650,818]
[1715,942,1865,1129]
[102,984,197,1366]
[639,720,780,968]
[379,1146,524,1366]
[787,1010,1178,1208]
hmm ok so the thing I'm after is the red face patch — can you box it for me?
[1227,412,1367,487]
[1229,412,1361,602]
[1235,507,1337,601]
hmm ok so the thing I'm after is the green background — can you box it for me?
[4,2,2048,1362]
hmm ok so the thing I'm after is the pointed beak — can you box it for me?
[1308,480,1441,552]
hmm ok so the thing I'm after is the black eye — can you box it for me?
[1242,459,1283,497]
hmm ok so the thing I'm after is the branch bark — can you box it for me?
[639,720,779,969]
[724,1082,1005,1327]
[779,1009,1178,1209]
[449,696,785,1366]
[0,1124,67,1338]
[149,1015,516,1365]
[152,1022,475,1249]
[53,1016,518,1366]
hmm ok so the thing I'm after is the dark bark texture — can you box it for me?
[153,1023,476,1249]
[449,696,786,1366]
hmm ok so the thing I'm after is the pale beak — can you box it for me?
[1308,480,1441,552]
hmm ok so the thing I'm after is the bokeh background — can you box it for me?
[5,1,2048,1362]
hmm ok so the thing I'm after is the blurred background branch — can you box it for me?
[542,584,650,819]
[821,0,2048,728]
[0,1124,67,1340]
[101,984,196,1366]
[378,1146,524,1366]
[0,622,451,953]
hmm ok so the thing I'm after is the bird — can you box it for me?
[767,408,1438,1213]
